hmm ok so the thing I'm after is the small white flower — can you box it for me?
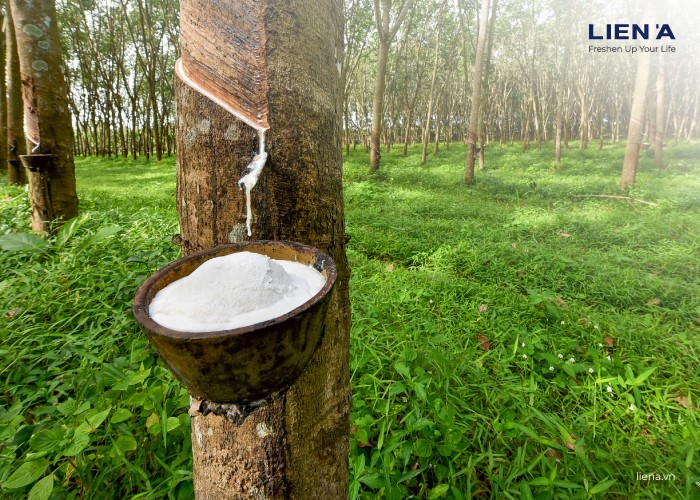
[606,355,611,361]
[606,385,613,393]
[588,368,594,373]
[522,354,528,359]
[558,353,563,359]
[598,343,603,347]
[594,325,600,330]
[561,321,565,325]
[629,404,637,411]
[521,342,526,348]
[549,366,554,371]
[569,357,575,363]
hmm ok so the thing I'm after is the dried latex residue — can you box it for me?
[149,251,325,333]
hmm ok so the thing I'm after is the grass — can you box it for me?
[1,142,699,498]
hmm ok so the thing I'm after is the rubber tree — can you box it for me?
[620,50,652,190]
[6,1,26,185]
[0,4,7,179]
[369,0,413,171]
[175,0,350,497]
[9,0,78,232]
[465,0,491,184]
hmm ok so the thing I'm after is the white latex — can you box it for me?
[149,251,325,333]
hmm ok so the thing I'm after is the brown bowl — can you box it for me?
[133,241,337,404]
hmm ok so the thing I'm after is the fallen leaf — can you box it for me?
[603,336,614,347]
[580,317,588,326]
[546,448,562,458]
[477,335,491,351]
[647,298,662,306]
[479,304,488,313]
[385,264,394,272]
[558,231,571,238]
[565,441,576,451]
[641,428,656,445]
[555,296,568,308]
[5,310,16,318]
[675,396,696,410]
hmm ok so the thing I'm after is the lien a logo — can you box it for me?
[588,24,675,40]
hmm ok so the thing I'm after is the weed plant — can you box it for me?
[0,143,698,499]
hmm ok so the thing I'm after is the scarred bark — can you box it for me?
[175,0,349,497]
[10,0,78,232]
[5,4,26,185]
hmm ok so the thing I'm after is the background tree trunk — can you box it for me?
[176,0,350,497]
[369,0,413,171]
[654,55,665,168]
[465,0,490,184]
[621,50,652,190]
[5,3,26,185]
[0,6,7,179]
[10,0,78,232]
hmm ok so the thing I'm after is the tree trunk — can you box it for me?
[0,7,7,179]
[5,3,26,185]
[10,0,78,233]
[621,50,652,190]
[466,0,490,184]
[370,39,389,171]
[176,0,349,497]
[654,55,665,168]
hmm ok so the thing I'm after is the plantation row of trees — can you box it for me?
[2,0,699,181]
[343,0,700,174]
[59,0,179,161]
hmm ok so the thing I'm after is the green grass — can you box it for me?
[1,142,699,499]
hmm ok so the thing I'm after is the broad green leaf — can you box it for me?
[86,407,112,430]
[82,225,123,248]
[55,215,91,250]
[552,480,582,489]
[632,367,657,386]
[165,416,180,432]
[28,474,54,500]
[589,478,616,495]
[29,429,64,452]
[529,476,552,486]
[359,473,384,489]
[114,435,137,453]
[394,361,410,378]
[62,433,90,456]
[413,438,432,457]
[0,233,49,252]
[397,467,424,484]
[4,459,49,489]
[146,412,160,429]
[56,398,76,416]
[111,408,132,424]
[428,484,450,499]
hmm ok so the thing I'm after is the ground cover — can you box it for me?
[1,142,699,498]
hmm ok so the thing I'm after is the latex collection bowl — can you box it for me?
[133,241,337,404]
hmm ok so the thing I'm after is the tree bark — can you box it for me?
[176,0,350,497]
[654,55,665,168]
[465,0,490,184]
[0,7,7,179]
[369,0,413,171]
[10,0,78,232]
[621,50,652,190]
[5,3,26,185]
[370,39,389,171]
